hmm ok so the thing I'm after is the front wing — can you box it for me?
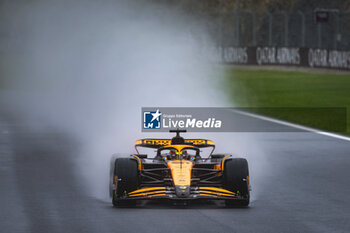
[123,186,246,201]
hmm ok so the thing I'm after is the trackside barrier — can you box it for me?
[218,46,350,70]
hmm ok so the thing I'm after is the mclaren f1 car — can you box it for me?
[109,130,250,207]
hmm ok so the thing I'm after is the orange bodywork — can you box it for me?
[134,139,215,147]
[162,144,196,151]
[167,160,193,186]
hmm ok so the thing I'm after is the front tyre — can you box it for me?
[223,158,250,207]
[112,158,139,207]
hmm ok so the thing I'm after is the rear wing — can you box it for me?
[134,139,215,149]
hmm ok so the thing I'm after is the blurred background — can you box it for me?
[1,1,350,233]
[148,0,350,50]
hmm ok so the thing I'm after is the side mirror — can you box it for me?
[136,154,147,159]
[211,154,226,159]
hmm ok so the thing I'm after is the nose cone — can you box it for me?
[175,185,190,198]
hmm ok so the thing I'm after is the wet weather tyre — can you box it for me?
[112,158,139,207]
[223,158,250,207]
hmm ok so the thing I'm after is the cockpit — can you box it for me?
[156,146,200,161]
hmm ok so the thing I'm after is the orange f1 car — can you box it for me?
[109,130,250,207]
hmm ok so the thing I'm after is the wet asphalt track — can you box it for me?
[1,115,350,233]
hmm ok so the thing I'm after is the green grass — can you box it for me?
[224,68,350,135]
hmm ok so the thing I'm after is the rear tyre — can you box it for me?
[223,158,250,207]
[112,158,139,207]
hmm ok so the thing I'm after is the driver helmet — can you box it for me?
[169,150,176,158]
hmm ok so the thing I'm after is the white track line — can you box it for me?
[232,109,350,142]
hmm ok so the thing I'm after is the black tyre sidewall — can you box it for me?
[223,158,250,206]
[114,158,139,198]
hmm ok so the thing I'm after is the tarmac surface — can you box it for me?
[1,114,350,233]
